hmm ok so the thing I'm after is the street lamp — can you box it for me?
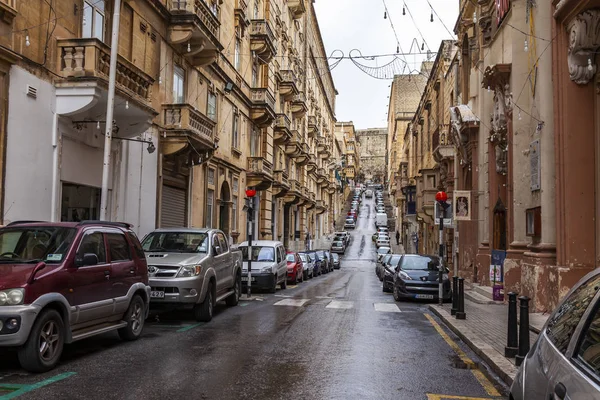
[245,187,256,299]
[435,191,450,306]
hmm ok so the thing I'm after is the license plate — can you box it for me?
[415,294,434,299]
[241,277,256,282]
[151,291,165,299]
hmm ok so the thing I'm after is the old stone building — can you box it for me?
[334,121,360,188]
[0,0,341,245]
[355,128,386,183]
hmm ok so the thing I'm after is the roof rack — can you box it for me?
[77,220,133,229]
[6,220,45,226]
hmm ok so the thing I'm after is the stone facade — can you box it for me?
[0,0,342,246]
[334,121,360,188]
[355,128,387,183]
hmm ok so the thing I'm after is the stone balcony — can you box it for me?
[316,136,327,154]
[250,19,277,64]
[0,0,17,23]
[432,129,455,162]
[247,156,274,190]
[162,103,216,158]
[307,115,318,138]
[306,154,318,173]
[284,130,302,158]
[284,179,302,205]
[291,92,308,117]
[326,180,337,194]
[316,200,327,214]
[167,0,222,66]
[287,0,306,19]
[57,38,154,109]
[250,88,276,127]
[274,114,292,145]
[234,0,249,33]
[296,142,310,166]
[277,69,299,100]
[272,170,291,198]
[315,167,328,184]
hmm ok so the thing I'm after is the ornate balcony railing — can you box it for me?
[169,0,220,38]
[247,157,273,176]
[163,104,216,142]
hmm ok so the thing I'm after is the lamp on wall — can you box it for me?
[224,82,234,93]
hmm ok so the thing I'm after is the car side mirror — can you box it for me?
[76,253,99,267]
[213,246,220,255]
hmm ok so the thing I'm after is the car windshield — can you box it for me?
[401,256,440,271]
[377,247,390,254]
[332,254,339,261]
[333,241,343,246]
[286,254,295,262]
[388,255,402,267]
[142,232,208,253]
[307,252,319,260]
[0,226,76,264]
[239,246,275,262]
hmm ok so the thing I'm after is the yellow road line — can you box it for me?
[426,395,496,400]
[424,313,501,398]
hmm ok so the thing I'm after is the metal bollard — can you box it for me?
[456,278,466,320]
[515,296,530,366]
[505,292,519,358]
[451,276,458,315]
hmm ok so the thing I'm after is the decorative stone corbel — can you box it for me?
[567,9,600,85]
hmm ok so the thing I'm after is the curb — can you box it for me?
[428,304,518,387]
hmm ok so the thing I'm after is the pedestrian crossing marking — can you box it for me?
[373,303,401,313]
[274,298,310,307]
[325,300,354,309]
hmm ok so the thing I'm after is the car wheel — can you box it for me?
[269,274,277,293]
[383,284,391,293]
[18,309,65,373]
[118,295,146,340]
[193,282,214,322]
[303,270,308,281]
[281,276,287,290]
[393,285,400,302]
[226,274,241,306]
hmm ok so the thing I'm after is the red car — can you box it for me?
[286,252,304,284]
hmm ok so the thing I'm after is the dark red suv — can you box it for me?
[0,220,150,372]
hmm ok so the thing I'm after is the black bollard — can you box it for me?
[505,292,519,357]
[456,278,466,320]
[451,276,458,315]
[515,296,530,366]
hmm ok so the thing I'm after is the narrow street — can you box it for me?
[0,197,507,400]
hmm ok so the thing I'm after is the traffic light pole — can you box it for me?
[438,213,444,306]
[246,197,254,299]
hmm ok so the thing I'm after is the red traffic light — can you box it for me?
[246,188,256,197]
[435,191,448,203]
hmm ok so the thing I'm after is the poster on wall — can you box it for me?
[453,190,471,221]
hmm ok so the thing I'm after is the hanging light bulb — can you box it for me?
[396,44,399,53]
[187,42,191,53]
[588,58,594,72]
[159,76,162,85]
[524,39,528,52]
[487,85,491,93]
[421,42,425,51]
[163,131,167,138]
[430,9,434,22]
[191,159,195,166]
[25,35,30,47]
[473,12,477,24]
[384,11,387,19]
[403,4,406,15]
[125,100,129,110]
[518,110,522,120]
[83,14,87,26]
[97,121,100,130]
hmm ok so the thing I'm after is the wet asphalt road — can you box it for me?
[0,196,508,400]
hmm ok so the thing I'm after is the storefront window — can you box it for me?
[61,183,101,222]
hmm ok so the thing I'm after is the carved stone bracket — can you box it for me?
[567,9,600,85]
[450,105,480,168]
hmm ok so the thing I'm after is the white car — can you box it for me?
[344,218,356,229]
[377,247,391,261]
[376,237,390,248]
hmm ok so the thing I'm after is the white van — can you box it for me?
[365,189,373,198]
[375,213,387,228]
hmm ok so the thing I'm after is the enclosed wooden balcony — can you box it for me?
[287,0,306,19]
[274,114,292,145]
[277,69,299,100]
[291,92,308,117]
[57,38,154,109]
[247,157,274,190]
[272,170,291,198]
[162,103,216,156]
[250,19,277,64]
[250,88,277,127]
[167,0,223,66]
[307,115,318,138]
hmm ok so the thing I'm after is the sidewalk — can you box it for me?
[429,295,548,386]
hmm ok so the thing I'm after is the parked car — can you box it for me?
[377,227,389,235]
[0,220,151,372]
[345,218,356,229]
[391,255,451,301]
[286,252,304,284]
[377,246,391,262]
[143,228,242,322]
[298,252,315,280]
[316,250,332,273]
[382,255,403,292]
[330,240,345,254]
[238,241,287,293]
[376,237,390,248]
[332,253,341,269]
[334,231,350,247]
[510,269,600,400]
[365,190,373,198]
[377,254,401,281]
[305,251,324,275]
[376,213,388,228]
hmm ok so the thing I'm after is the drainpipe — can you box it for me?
[50,111,60,221]
[99,0,123,220]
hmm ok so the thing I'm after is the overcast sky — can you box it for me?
[314,0,459,129]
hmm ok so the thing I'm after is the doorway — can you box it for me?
[61,183,101,222]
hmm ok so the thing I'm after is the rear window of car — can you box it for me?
[546,274,600,354]
[333,241,343,246]
[286,254,295,262]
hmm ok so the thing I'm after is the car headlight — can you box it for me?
[436,273,449,282]
[0,289,25,306]
[399,271,412,280]
[262,266,273,273]
[177,265,202,277]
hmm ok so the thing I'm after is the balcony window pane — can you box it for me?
[207,91,217,121]
[173,66,185,104]
[235,39,241,70]
[82,4,92,38]
[93,12,104,41]
[206,190,214,228]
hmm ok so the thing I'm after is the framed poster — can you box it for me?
[453,190,471,221]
